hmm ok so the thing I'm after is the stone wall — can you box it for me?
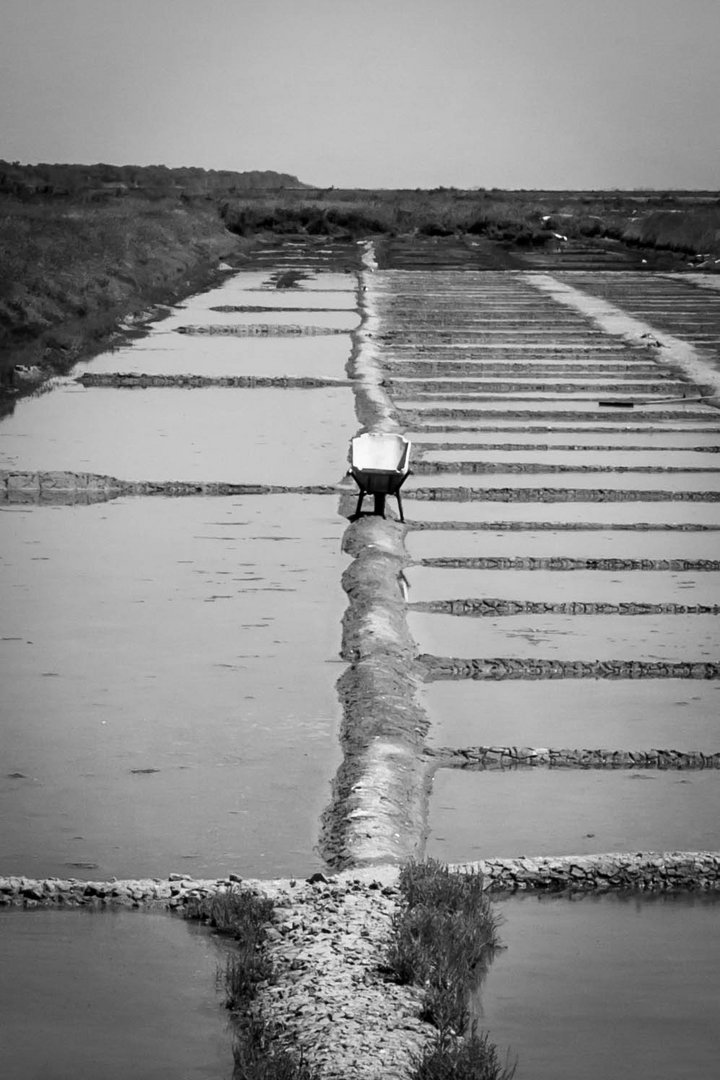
[453,852,720,893]
[0,873,241,909]
[428,746,720,769]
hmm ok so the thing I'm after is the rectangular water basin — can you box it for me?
[406,527,720,563]
[409,610,718,663]
[425,767,719,861]
[420,448,720,469]
[405,500,720,526]
[407,430,720,448]
[0,908,232,1080]
[0,386,357,485]
[476,892,720,1080]
[405,566,720,606]
[80,332,353,379]
[422,678,720,750]
[0,495,347,880]
[404,471,720,492]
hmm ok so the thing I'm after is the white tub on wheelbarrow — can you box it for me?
[348,432,412,521]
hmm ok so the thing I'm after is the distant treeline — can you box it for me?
[0,161,305,201]
[219,187,720,256]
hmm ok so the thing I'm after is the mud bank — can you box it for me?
[75,373,351,389]
[318,251,433,869]
[319,516,430,868]
[0,469,338,501]
[0,212,247,395]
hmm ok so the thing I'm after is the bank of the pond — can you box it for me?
[0,204,251,401]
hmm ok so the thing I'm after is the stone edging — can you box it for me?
[452,852,720,893]
[411,599,720,617]
[176,323,346,335]
[427,746,720,769]
[419,656,720,681]
[0,470,340,502]
[0,872,242,909]
[76,373,351,389]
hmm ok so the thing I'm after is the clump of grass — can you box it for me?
[412,1027,516,1080]
[187,890,274,1010]
[388,859,500,1031]
[388,859,513,1079]
[186,889,319,1079]
[231,1018,318,1080]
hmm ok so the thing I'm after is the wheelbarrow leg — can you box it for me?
[373,492,387,518]
[354,490,365,519]
[395,491,405,523]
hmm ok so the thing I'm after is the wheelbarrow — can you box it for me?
[348,432,412,521]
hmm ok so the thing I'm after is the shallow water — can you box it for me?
[0,385,356,485]
[405,470,720,491]
[406,566,720,606]
[82,333,354,379]
[406,526,720,562]
[77,269,357,378]
[406,500,720,525]
[423,678,720,749]
[410,610,718,663]
[0,495,346,880]
[425,767,719,860]
[402,398,717,416]
[421,447,720,468]
[0,908,232,1080]
[407,430,720,447]
[476,893,720,1080]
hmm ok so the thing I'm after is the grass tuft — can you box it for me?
[230,1018,318,1080]
[411,1028,516,1080]
[186,890,318,1079]
[389,859,513,1079]
[388,860,500,1031]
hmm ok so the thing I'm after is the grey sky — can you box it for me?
[1,0,718,188]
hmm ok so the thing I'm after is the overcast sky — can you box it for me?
[2,0,718,189]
